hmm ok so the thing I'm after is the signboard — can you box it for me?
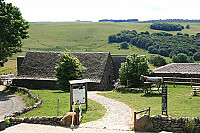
[162,85,167,115]
[72,84,86,104]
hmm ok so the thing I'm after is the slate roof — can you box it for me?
[18,51,111,81]
[154,63,200,74]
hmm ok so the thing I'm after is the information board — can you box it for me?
[162,85,167,115]
[72,85,86,104]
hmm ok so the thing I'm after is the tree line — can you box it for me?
[108,30,200,61]
[150,23,184,31]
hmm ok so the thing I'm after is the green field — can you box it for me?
[2,22,200,74]
[99,84,200,118]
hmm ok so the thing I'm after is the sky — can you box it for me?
[5,0,200,22]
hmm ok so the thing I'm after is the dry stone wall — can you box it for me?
[150,115,200,133]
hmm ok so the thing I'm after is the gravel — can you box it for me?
[80,91,132,131]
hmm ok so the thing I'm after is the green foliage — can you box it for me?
[119,53,150,87]
[0,0,30,66]
[186,24,190,29]
[150,23,184,31]
[172,53,190,63]
[193,52,200,61]
[55,52,85,91]
[108,29,200,60]
[4,118,10,127]
[149,55,167,67]
[120,42,129,49]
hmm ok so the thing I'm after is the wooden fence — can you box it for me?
[163,77,200,87]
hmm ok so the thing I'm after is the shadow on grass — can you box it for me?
[52,91,68,94]
[142,93,162,97]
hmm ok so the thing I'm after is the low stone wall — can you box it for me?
[8,116,62,126]
[12,79,59,89]
[116,87,144,93]
[5,86,42,118]
[150,115,200,133]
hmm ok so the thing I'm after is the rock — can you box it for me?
[60,112,77,126]
[135,114,153,132]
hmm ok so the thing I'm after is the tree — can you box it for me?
[55,53,86,91]
[119,53,150,87]
[193,52,200,61]
[186,24,190,29]
[172,53,189,63]
[149,55,167,67]
[120,42,129,49]
[0,0,30,66]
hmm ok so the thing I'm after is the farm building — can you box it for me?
[13,51,115,90]
[153,63,200,78]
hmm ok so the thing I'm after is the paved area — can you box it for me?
[0,85,25,119]
[1,123,137,133]
[80,91,132,130]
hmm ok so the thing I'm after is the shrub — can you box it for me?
[4,118,10,127]
[120,42,129,49]
[149,55,167,67]
[193,52,200,61]
[172,53,189,63]
[55,52,86,91]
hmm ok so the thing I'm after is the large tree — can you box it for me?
[0,0,29,66]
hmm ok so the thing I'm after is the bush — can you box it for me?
[119,53,151,87]
[193,52,200,61]
[172,53,190,63]
[120,42,129,49]
[149,55,167,67]
[55,52,86,91]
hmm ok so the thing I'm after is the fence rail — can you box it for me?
[163,77,200,87]
[134,107,150,128]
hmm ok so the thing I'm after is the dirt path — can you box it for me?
[0,85,25,119]
[80,91,132,131]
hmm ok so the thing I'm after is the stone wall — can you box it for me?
[150,115,200,133]
[17,56,25,75]
[5,86,42,118]
[12,78,58,89]
[111,55,127,80]
[8,116,62,126]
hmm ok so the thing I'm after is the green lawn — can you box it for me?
[99,84,200,118]
[18,89,106,123]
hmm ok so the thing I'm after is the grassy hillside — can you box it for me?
[1,22,200,74]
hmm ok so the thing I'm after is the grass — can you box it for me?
[99,84,200,118]
[18,89,106,123]
[3,22,200,73]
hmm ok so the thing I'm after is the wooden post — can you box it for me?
[57,99,59,116]
[70,85,73,112]
[85,83,88,111]
[191,77,193,87]
[76,107,79,125]
[173,76,175,88]
[134,112,136,129]
[149,106,150,116]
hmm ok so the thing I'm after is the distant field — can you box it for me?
[1,22,200,74]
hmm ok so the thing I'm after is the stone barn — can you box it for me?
[153,63,200,78]
[13,51,114,90]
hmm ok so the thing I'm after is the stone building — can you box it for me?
[13,51,115,90]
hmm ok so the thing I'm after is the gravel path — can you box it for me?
[80,91,132,131]
[0,85,25,119]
